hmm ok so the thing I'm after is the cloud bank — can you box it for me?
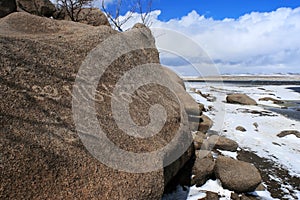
[120,7,300,75]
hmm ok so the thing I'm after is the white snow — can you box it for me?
[188,179,232,200]
[218,150,238,159]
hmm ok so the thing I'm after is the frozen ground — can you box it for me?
[185,82,300,200]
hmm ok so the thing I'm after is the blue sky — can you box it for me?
[150,0,300,20]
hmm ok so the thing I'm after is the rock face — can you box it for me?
[0,13,193,199]
[0,0,17,18]
[226,93,257,105]
[16,0,56,17]
[215,156,262,193]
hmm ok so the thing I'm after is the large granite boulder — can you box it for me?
[0,13,193,199]
[226,93,257,105]
[214,156,262,193]
[0,0,17,18]
[16,0,56,17]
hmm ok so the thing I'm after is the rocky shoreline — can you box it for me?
[163,92,266,200]
[177,83,300,200]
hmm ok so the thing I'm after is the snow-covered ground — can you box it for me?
[185,82,300,200]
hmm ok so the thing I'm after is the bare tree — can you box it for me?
[56,0,93,22]
[137,0,152,26]
[101,0,152,31]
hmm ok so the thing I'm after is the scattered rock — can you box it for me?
[255,183,265,191]
[272,142,281,146]
[240,194,259,200]
[198,114,213,133]
[231,192,241,200]
[236,126,247,132]
[196,90,216,102]
[205,135,239,152]
[277,130,300,138]
[0,0,17,18]
[253,122,258,129]
[192,151,215,187]
[237,150,300,199]
[200,191,219,200]
[214,156,262,193]
[259,97,284,104]
[226,93,257,105]
[16,0,56,17]
[237,108,277,117]
[198,102,205,112]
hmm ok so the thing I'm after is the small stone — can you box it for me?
[277,130,300,138]
[231,192,241,200]
[253,122,258,129]
[259,97,284,104]
[203,191,219,200]
[236,126,247,132]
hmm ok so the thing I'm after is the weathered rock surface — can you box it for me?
[214,156,262,193]
[277,130,300,138]
[206,135,239,152]
[0,0,17,18]
[192,151,215,187]
[226,93,257,105]
[0,12,193,199]
[16,0,56,17]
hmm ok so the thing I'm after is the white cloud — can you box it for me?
[119,7,300,75]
